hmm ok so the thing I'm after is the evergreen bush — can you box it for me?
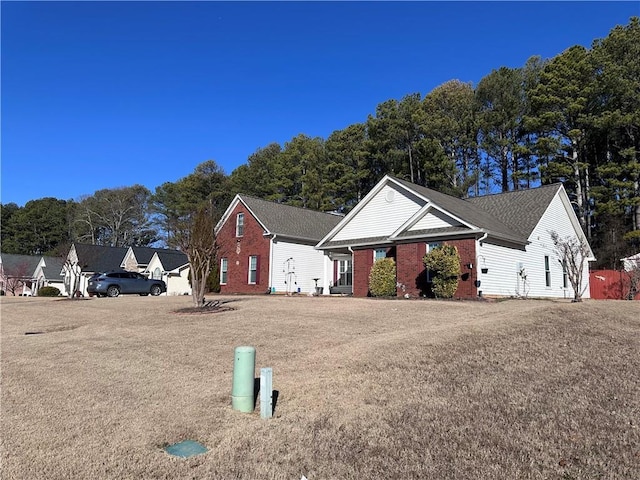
[423,245,461,298]
[38,286,61,297]
[369,257,397,297]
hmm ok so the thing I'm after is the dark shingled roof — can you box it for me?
[129,246,160,265]
[0,254,41,277]
[130,246,185,266]
[467,184,562,239]
[41,256,65,279]
[239,195,343,242]
[391,177,528,244]
[73,243,128,273]
[154,250,189,271]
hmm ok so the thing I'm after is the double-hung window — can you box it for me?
[425,243,442,282]
[337,260,352,286]
[236,213,244,237]
[248,256,258,284]
[220,258,228,285]
[544,255,551,287]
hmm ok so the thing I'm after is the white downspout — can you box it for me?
[348,246,354,295]
[476,232,488,297]
[269,234,277,293]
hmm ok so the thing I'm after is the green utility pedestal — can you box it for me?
[231,346,256,412]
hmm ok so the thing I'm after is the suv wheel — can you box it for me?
[150,285,162,296]
[106,286,120,297]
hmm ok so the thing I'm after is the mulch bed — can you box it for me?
[173,300,235,315]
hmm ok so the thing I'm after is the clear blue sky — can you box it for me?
[2,1,638,206]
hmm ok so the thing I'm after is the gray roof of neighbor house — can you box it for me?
[41,256,65,279]
[154,250,189,271]
[0,254,41,277]
[73,243,128,273]
[467,183,562,239]
[239,195,344,242]
[129,246,184,266]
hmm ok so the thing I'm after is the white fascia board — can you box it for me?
[142,252,158,273]
[214,194,272,237]
[240,200,271,236]
[388,202,479,240]
[431,204,479,230]
[214,194,242,234]
[536,186,596,261]
[397,228,485,242]
[121,247,135,268]
[389,202,433,239]
[315,175,394,249]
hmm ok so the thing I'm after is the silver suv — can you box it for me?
[87,270,167,297]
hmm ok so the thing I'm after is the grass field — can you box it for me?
[1,295,639,479]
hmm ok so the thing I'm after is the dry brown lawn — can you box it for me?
[1,295,639,479]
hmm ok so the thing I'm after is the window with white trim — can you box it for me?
[248,255,258,284]
[374,249,387,262]
[426,242,441,253]
[425,242,442,283]
[544,255,551,287]
[336,259,352,286]
[562,260,568,289]
[220,258,228,285]
[236,213,244,237]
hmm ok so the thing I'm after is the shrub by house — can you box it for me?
[423,245,461,298]
[369,257,397,297]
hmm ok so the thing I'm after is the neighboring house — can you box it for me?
[145,250,191,296]
[64,243,128,296]
[122,246,191,295]
[33,256,67,296]
[122,246,167,272]
[63,243,192,297]
[0,253,41,296]
[215,194,343,295]
[316,175,595,299]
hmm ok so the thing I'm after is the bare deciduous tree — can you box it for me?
[623,256,640,300]
[550,231,591,302]
[175,205,218,307]
[1,261,33,296]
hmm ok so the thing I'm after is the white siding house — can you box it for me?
[476,187,592,299]
[332,184,424,242]
[316,175,594,300]
[33,256,67,296]
[145,251,191,296]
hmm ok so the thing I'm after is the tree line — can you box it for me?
[2,18,638,268]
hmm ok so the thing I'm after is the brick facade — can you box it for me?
[445,238,477,299]
[352,249,373,297]
[217,203,270,294]
[353,238,478,299]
